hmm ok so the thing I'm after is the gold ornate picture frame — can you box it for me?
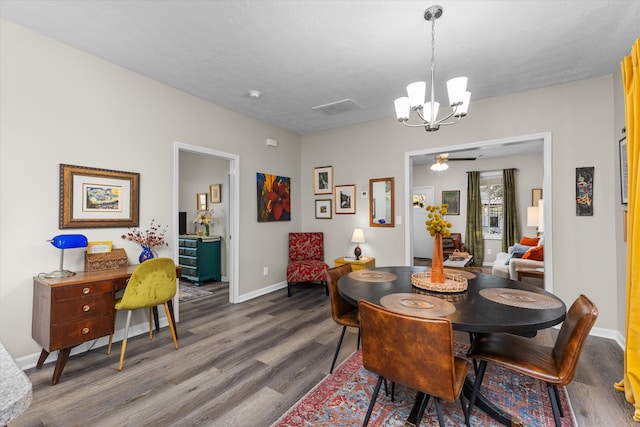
[59,164,139,228]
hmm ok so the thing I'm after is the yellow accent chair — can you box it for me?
[107,258,179,370]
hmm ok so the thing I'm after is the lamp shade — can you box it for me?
[49,234,88,249]
[394,97,411,121]
[446,77,468,106]
[407,81,426,109]
[526,207,539,227]
[351,228,366,243]
[538,200,544,233]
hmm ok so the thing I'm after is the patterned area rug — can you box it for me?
[178,282,214,302]
[273,343,576,426]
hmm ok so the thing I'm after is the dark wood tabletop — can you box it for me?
[338,265,566,335]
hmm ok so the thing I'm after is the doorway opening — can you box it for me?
[173,141,240,323]
[403,132,553,292]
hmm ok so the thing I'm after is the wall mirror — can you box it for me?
[369,177,394,227]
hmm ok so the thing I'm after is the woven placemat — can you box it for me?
[479,288,563,309]
[348,270,398,282]
[380,293,456,318]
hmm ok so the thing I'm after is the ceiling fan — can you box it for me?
[431,152,476,171]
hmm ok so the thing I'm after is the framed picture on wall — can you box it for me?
[314,166,333,194]
[442,190,460,215]
[315,199,332,219]
[196,193,208,211]
[576,166,594,216]
[59,164,139,228]
[335,184,356,214]
[256,172,291,222]
[210,184,221,203]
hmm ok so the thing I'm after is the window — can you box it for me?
[480,172,503,239]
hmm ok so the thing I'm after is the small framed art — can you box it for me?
[210,184,221,203]
[315,199,332,219]
[196,193,208,211]
[335,184,356,214]
[442,190,460,215]
[314,166,333,195]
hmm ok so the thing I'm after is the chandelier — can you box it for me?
[394,5,471,132]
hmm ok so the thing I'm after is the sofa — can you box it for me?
[491,237,544,284]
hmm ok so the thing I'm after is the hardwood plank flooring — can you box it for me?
[11,280,634,426]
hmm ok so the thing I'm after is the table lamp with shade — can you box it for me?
[44,234,88,278]
[526,206,540,236]
[351,228,366,260]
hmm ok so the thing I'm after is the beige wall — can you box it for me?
[0,18,627,364]
[0,20,301,360]
[302,75,622,340]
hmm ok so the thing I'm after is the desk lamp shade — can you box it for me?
[44,234,88,278]
[351,228,366,260]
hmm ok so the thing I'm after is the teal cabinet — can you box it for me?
[178,235,221,285]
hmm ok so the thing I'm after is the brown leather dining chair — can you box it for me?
[467,294,598,427]
[326,264,359,373]
[358,300,470,427]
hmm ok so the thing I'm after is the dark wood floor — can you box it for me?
[12,279,635,426]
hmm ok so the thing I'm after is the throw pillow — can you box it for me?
[523,245,544,261]
[505,243,534,264]
[520,236,540,246]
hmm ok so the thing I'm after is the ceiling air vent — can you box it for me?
[312,98,363,115]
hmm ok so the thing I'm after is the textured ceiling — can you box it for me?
[1,0,639,135]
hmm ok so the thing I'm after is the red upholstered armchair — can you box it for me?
[286,232,330,297]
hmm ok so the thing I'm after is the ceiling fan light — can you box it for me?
[430,160,449,171]
[394,97,411,121]
[407,81,426,109]
[454,91,471,117]
[447,77,468,106]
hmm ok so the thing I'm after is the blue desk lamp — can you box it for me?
[44,234,88,278]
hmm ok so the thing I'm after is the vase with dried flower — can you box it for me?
[121,219,168,263]
[426,204,452,283]
[193,209,214,236]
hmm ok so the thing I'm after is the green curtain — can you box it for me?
[465,171,483,266]
[502,168,519,252]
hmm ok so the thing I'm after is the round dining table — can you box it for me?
[338,265,567,426]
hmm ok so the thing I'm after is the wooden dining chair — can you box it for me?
[326,264,359,373]
[467,294,598,427]
[107,258,179,370]
[359,300,470,427]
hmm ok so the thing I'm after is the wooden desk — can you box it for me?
[334,257,375,271]
[32,265,181,385]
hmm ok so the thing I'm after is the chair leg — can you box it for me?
[324,281,329,296]
[164,302,179,350]
[434,398,445,427]
[330,326,347,373]
[362,376,384,427]
[459,393,470,427]
[357,328,361,350]
[415,393,431,426]
[148,307,153,339]
[107,334,113,355]
[547,383,562,427]
[287,282,292,297]
[551,384,564,417]
[118,310,133,371]
[468,360,487,417]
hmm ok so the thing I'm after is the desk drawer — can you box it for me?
[182,239,198,248]
[53,281,113,301]
[182,266,198,277]
[53,294,115,323]
[51,315,114,349]
[179,256,198,267]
